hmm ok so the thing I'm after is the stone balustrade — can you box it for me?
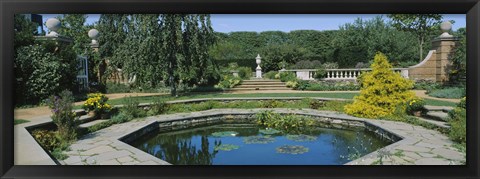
[279,68,409,81]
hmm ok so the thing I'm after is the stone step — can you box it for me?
[236,85,287,88]
[77,115,96,124]
[241,81,285,85]
[73,109,86,116]
[424,105,454,112]
[243,79,281,82]
[226,87,292,91]
[416,117,450,129]
[78,119,109,128]
[425,111,449,122]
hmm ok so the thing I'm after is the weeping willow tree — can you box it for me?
[100,14,219,96]
[161,14,219,96]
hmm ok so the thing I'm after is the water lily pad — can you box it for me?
[243,136,275,144]
[286,134,317,142]
[214,144,240,151]
[211,131,239,137]
[276,145,309,154]
[259,128,281,135]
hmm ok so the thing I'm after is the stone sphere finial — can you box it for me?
[439,21,453,38]
[88,29,99,39]
[45,18,61,37]
[88,29,100,46]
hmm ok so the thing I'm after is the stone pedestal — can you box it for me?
[431,37,459,83]
[255,54,262,78]
[256,67,262,78]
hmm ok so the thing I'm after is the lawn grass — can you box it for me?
[423,98,457,107]
[73,92,457,109]
[14,119,30,125]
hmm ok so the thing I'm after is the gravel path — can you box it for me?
[14,93,166,120]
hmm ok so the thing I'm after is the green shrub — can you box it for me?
[15,44,77,105]
[45,90,77,141]
[302,98,324,109]
[32,130,60,152]
[293,80,311,90]
[413,80,441,90]
[458,97,466,109]
[216,75,242,89]
[428,87,465,99]
[305,83,328,91]
[121,97,147,118]
[285,81,298,88]
[147,98,169,116]
[111,111,134,124]
[314,67,327,79]
[87,121,114,133]
[264,71,278,79]
[261,100,283,108]
[256,111,314,134]
[82,93,112,116]
[300,81,360,91]
[106,82,130,93]
[344,52,416,119]
[51,148,69,160]
[448,107,466,144]
[237,67,253,79]
[279,72,297,82]
[193,101,218,111]
[405,98,427,115]
[188,86,224,92]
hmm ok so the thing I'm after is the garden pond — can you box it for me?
[129,123,393,165]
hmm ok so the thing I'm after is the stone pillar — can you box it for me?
[432,21,459,83]
[88,29,100,52]
[255,54,262,78]
[35,18,73,46]
[88,29,106,84]
[407,21,459,83]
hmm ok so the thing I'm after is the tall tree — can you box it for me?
[161,14,183,96]
[97,14,129,86]
[57,14,90,55]
[387,14,443,61]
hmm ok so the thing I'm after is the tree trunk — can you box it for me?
[170,75,177,97]
[419,38,424,62]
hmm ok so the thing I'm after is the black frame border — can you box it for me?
[1,0,479,178]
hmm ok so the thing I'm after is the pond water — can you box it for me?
[129,123,392,165]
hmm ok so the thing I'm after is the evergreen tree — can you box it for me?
[344,52,417,119]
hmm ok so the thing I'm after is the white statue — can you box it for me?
[255,54,262,78]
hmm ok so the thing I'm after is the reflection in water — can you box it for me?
[130,124,392,165]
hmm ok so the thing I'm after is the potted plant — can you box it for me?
[82,93,112,119]
[406,98,426,117]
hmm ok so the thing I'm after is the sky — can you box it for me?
[39,14,466,33]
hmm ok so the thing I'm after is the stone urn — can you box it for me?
[100,113,111,119]
[413,111,422,117]
[88,111,96,117]
[255,54,262,78]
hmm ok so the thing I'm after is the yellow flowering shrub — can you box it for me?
[82,93,112,114]
[344,52,416,119]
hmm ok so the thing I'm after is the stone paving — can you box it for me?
[57,108,465,165]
